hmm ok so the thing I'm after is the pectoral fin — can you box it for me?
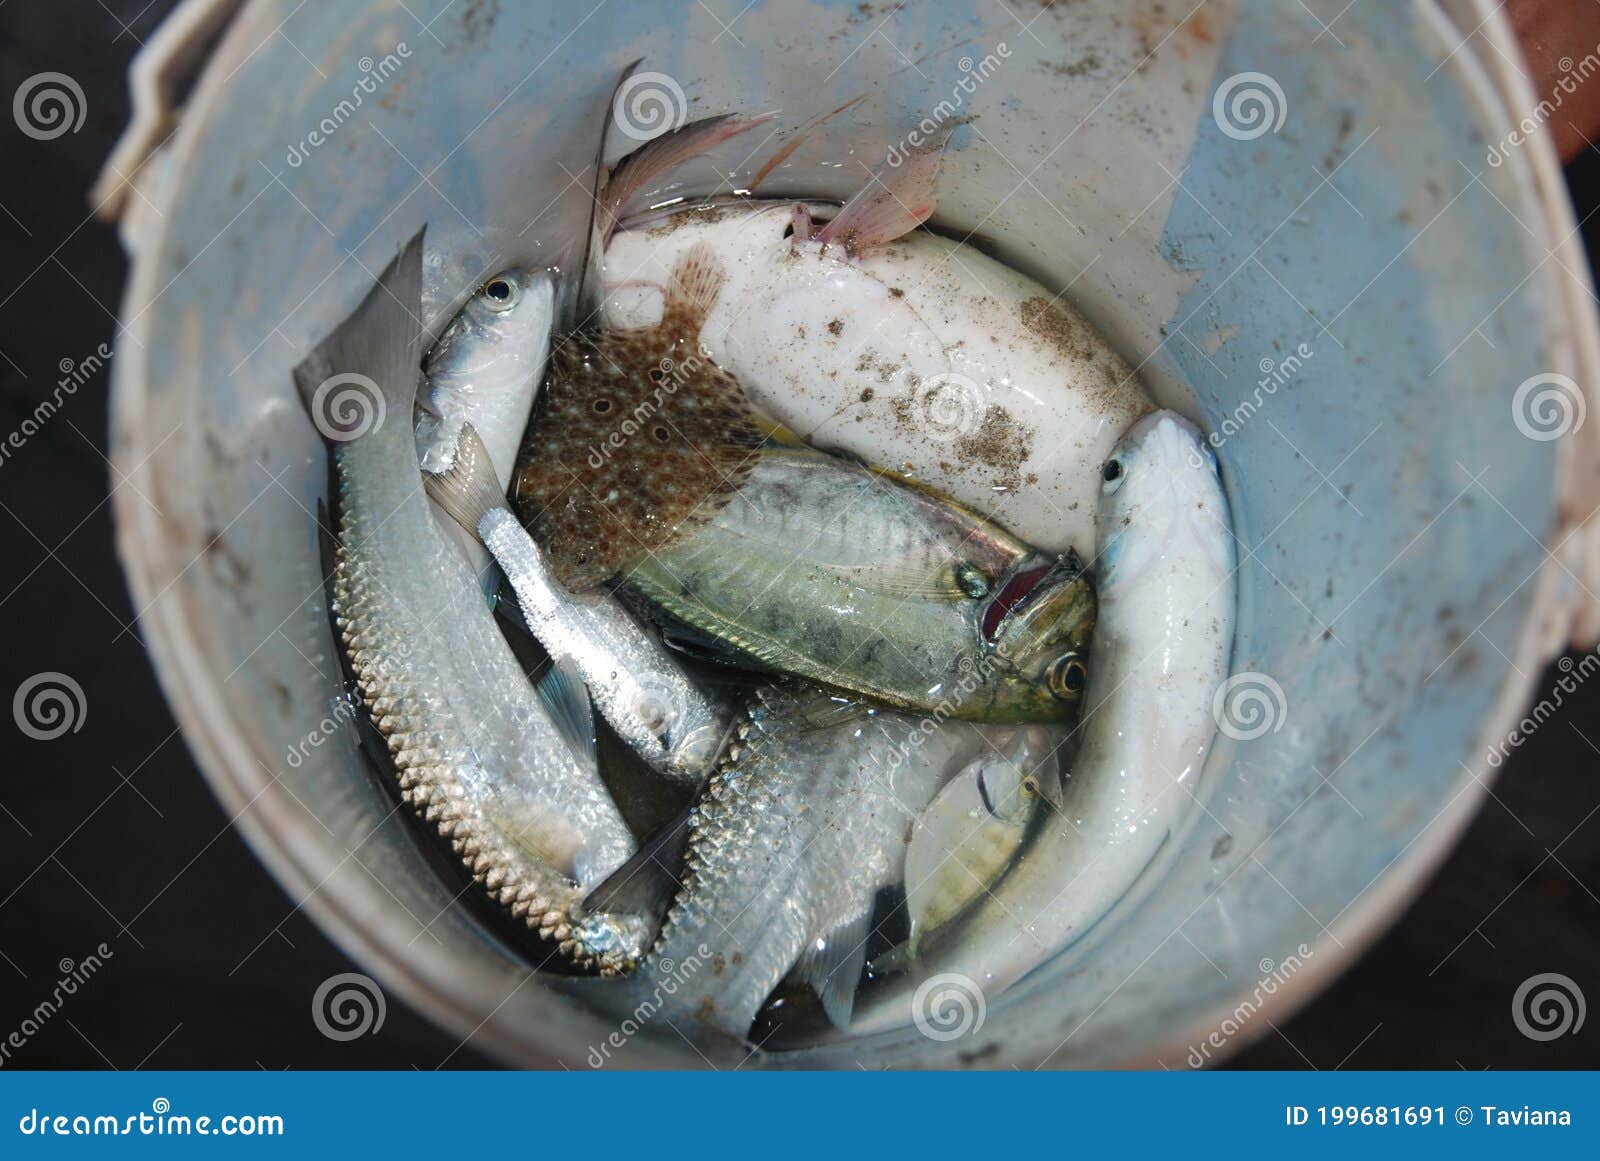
[791,908,874,1029]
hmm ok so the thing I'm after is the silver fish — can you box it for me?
[426,423,733,791]
[295,232,645,972]
[851,411,1235,1032]
[618,446,1098,724]
[417,267,554,485]
[588,687,993,1041]
[901,729,1059,956]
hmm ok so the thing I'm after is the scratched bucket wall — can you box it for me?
[110,0,1592,1067]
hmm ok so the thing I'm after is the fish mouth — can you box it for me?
[980,550,1087,644]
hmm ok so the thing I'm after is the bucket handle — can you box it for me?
[90,0,245,226]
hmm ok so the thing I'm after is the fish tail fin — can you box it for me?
[582,809,694,948]
[423,422,505,537]
[749,94,867,195]
[293,228,426,445]
[815,121,962,254]
[663,241,725,332]
[603,111,777,241]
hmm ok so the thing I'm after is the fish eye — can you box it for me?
[1047,652,1088,700]
[1101,457,1124,494]
[480,275,520,311]
[955,562,990,599]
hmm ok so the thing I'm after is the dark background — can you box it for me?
[0,0,1593,1069]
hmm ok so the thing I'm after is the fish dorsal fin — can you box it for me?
[603,113,776,243]
[512,267,762,591]
[570,60,642,330]
[791,908,873,1029]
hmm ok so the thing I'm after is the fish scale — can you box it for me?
[601,687,991,1038]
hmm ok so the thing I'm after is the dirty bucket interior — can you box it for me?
[112,0,1586,1066]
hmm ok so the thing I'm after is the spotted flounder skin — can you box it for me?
[513,243,762,591]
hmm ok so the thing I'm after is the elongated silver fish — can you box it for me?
[426,423,733,790]
[852,411,1235,1031]
[417,267,554,484]
[585,687,996,1041]
[417,268,554,605]
[295,232,645,972]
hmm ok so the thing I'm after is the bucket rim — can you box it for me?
[104,0,1600,1068]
